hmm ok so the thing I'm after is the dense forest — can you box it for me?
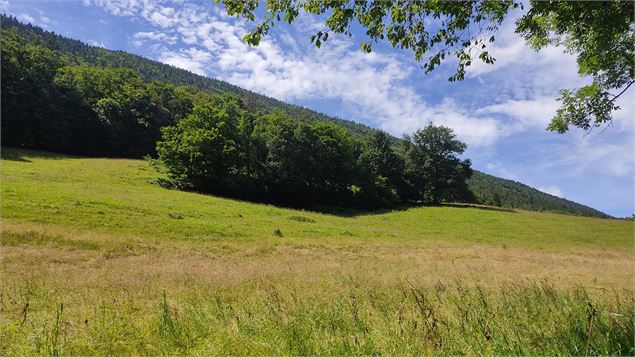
[0,16,375,137]
[468,172,608,217]
[0,15,611,217]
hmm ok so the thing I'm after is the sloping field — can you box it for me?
[1,148,633,355]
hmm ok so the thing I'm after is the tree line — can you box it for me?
[1,28,472,209]
[156,96,473,208]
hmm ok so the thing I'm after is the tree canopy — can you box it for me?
[516,1,634,133]
[155,98,475,209]
[217,0,518,81]
[402,123,473,204]
[216,0,634,133]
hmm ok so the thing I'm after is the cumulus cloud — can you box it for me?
[477,96,560,130]
[133,31,177,46]
[561,137,633,178]
[159,48,212,76]
[83,0,512,147]
[537,185,564,198]
[17,13,34,23]
[87,39,106,47]
[81,0,136,16]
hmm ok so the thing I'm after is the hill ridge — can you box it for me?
[0,14,611,218]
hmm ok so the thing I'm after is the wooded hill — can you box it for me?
[0,15,611,218]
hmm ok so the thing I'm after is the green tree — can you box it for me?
[146,82,195,123]
[516,1,634,133]
[251,111,357,206]
[54,66,165,156]
[1,29,66,149]
[156,94,247,191]
[356,131,405,206]
[403,123,472,204]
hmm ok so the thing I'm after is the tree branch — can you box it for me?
[609,80,635,103]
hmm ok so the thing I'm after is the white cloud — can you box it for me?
[0,0,8,12]
[17,13,34,23]
[133,31,177,46]
[81,0,136,16]
[77,0,634,216]
[477,96,560,130]
[483,162,520,181]
[87,39,106,48]
[85,0,507,147]
[537,185,564,198]
[145,6,178,28]
[159,48,211,76]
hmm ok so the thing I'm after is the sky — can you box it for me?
[3,0,634,217]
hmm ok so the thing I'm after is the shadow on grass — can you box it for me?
[161,182,510,218]
[309,204,415,217]
[0,148,32,162]
[158,181,418,218]
[1,146,87,162]
[281,201,518,217]
[441,202,518,213]
[333,202,518,217]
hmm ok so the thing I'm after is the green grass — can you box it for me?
[1,147,633,355]
[1,148,631,252]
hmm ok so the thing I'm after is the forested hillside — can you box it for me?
[0,15,374,137]
[0,15,611,218]
[468,171,609,218]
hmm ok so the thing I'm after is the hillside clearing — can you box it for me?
[1,148,633,355]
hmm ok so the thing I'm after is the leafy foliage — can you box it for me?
[156,94,247,192]
[0,14,376,137]
[403,124,473,204]
[217,0,519,81]
[1,29,65,150]
[356,131,406,207]
[1,27,196,157]
[516,1,634,133]
[250,111,359,206]
[156,104,473,209]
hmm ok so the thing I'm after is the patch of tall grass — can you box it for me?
[2,280,632,355]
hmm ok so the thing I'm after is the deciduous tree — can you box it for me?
[403,123,472,204]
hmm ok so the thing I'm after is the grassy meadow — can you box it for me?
[1,148,633,355]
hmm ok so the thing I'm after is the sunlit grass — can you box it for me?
[1,148,633,355]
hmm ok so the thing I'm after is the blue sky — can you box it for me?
[4,0,634,217]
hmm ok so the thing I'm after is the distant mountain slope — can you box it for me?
[0,15,375,137]
[0,15,611,218]
[468,171,610,218]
